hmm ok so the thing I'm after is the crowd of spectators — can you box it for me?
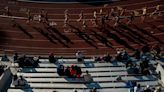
[13,53,39,67]
[133,84,162,92]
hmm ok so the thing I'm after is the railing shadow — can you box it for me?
[132,24,164,44]
[116,27,142,45]
[46,27,74,44]
[68,24,98,49]
[90,29,114,49]
[146,22,164,33]
[32,26,57,44]
[119,24,150,43]
[14,23,33,39]
[102,27,135,50]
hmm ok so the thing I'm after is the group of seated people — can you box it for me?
[57,64,93,82]
[133,84,162,92]
[12,75,27,87]
[126,58,151,75]
[57,64,82,78]
[94,53,112,62]
[115,48,130,62]
[14,53,39,67]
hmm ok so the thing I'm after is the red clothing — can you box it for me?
[70,68,76,77]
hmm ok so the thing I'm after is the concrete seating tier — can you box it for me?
[10,81,159,88]
[19,67,127,73]
[7,88,130,92]
[18,75,158,83]
[7,56,162,91]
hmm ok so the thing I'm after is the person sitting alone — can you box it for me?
[18,76,27,87]
[12,75,19,87]
[13,53,19,62]
[49,53,57,63]
[83,70,93,83]
[103,53,112,62]
[76,51,84,62]
[116,75,122,81]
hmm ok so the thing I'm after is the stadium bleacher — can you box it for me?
[0,0,163,92]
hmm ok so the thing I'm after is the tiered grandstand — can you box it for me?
[0,0,164,92]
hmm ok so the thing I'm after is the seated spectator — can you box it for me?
[65,66,71,77]
[24,57,36,67]
[75,65,82,78]
[154,87,161,92]
[49,53,57,63]
[83,70,93,83]
[132,49,141,60]
[12,75,19,87]
[122,50,129,61]
[1,54,9,61]
[140,59,150,75]
[134,84,142,92]
[116,75,122,81]
[70,65,76,78]
[18,76,27,87]
[76,51,84,62]
[33,56,39,67]
[133,64,139,74]
[144,85,152,92]
[94,56,101,62]
[126,59,133,68]
[142,44,150,54]
[102,53,112,62]
[57,64,65,76]
[17,55,26,67]
[116,48,123,62]
[13,53,19,62]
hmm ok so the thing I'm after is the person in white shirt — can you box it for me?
[76,51,84,62]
